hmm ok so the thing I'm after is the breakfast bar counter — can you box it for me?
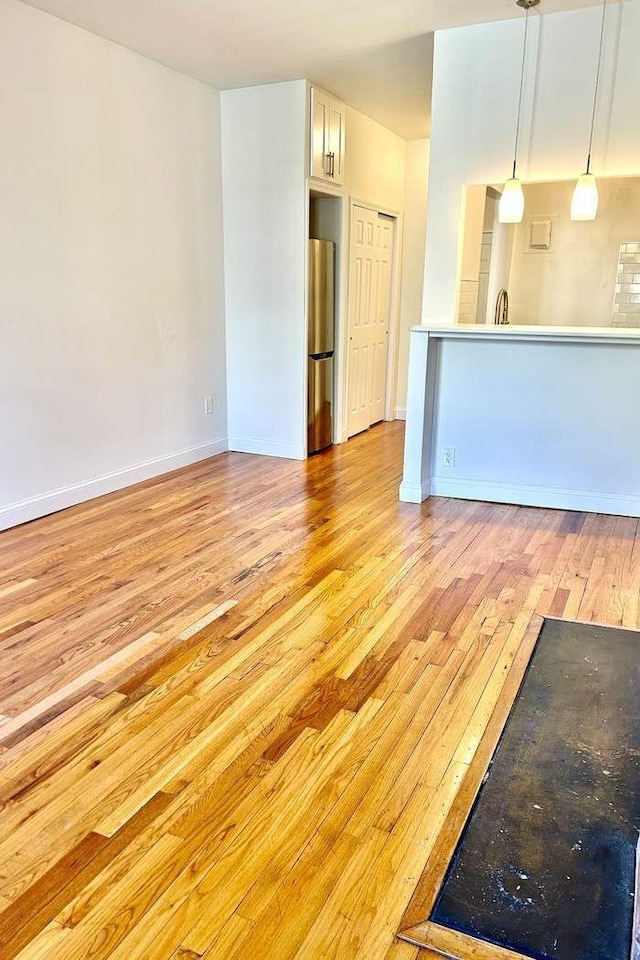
[399,324,640,517]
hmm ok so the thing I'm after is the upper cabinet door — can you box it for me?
[328,100,346,186]
[310,88,330,181]
[309,87,346,185]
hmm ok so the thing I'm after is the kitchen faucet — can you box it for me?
[495,288,509,324]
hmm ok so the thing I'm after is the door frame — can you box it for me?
[336,198,403,443]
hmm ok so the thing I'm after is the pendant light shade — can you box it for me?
[571,173,599,221]
[499,0,539,224]
[571,0,607,221]
[499,178,526,223]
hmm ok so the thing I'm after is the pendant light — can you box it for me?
[499,0,540,224]
[571,0,607,221]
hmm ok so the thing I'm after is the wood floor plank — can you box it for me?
[0,423,636,959]
[401,920,529,959]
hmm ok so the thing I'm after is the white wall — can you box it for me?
[395,139,430,417]
[0,0,227,530]
[423,1,640,326]
[222,81,308,459]
[344,106,407,213]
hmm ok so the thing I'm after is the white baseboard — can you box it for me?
[430,476,640,518]
[399,479,431,504]
[394,408,407,421]
[228,436,305,460]
[0,438,228,531]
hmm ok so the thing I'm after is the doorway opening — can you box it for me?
[308,191,344,450]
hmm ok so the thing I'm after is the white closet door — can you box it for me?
[347,206,393,438]
[347,206,376,437]
[369,216,392,426]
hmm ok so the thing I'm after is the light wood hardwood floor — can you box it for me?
[0,421,638,959]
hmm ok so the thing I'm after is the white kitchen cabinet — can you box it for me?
[310,87,346,186]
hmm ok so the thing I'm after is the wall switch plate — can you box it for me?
[443,447,456,468]
[204,396,214,415]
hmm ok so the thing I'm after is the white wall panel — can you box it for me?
[0,0,227,529]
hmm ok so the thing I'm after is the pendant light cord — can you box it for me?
[512,6,531,179]
[586,0,608,174]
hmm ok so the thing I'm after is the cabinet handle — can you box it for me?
[323,151,336,178]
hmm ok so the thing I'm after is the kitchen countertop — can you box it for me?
[410,323,640,344]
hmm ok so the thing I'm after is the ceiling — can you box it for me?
[20,0,603,139]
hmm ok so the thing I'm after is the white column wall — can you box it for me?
[222,81,308,460]
[396,139,430,418]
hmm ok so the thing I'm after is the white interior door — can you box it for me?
[369,215,393,425]
[347,206,393,438]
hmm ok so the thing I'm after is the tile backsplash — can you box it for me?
[613,242,640,327]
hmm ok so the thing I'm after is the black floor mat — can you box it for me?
[430,618,639,960]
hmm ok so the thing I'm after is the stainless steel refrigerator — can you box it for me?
[308,239,335,454]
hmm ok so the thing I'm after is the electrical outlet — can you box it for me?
[204,396,214,415]
[443,447,456,468]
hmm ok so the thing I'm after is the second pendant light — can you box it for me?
[571,0,608,221]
